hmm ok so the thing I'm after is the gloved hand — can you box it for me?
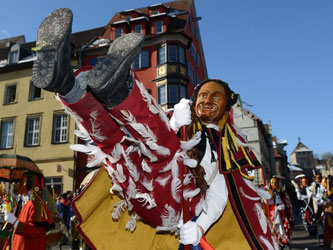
[4,212,18,228]
[179,221,203,246]
[277,204,285,211]
[170,99,191,132]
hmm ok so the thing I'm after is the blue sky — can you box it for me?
[1,0,332,158]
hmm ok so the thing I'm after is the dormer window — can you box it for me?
[134,25,142,34]
[125,16,131,21]
[155,21,163,34]
[152,10,160,15]
[116,28,123,39]
[9,51,19,64]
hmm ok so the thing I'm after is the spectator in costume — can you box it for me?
[3,173,54,250]
[267,176,293,248]
[31,8,277,249]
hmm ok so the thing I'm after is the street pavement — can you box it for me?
[291,223,323,250]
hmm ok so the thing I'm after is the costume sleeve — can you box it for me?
[14,202,45,238]
[196,173,228,233]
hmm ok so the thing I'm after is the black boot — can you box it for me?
[32,8,75,96]
[85,33,144,108]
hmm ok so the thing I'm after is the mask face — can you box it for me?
[195,81,228,124]
[270,178,278,189]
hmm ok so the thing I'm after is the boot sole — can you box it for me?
[32,8,73,90]
[85,33,144,94]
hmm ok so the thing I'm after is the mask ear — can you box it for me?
[229,92,238,107]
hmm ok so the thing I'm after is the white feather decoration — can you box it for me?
[120,109,170,156]
[259,235,274,250]
[141,178,153,192]
[125,214,140,232]
[141,160,152,173]
[135,79,171,131]
[135,193,157,209]
[271,236,280,250]
[156,204,180,232]
[111,199,127,220]
[121,146,140,182]
[171,178,182,203]
[183,158,197,168]
[183,173,193,185]
[155,175,171,187]
[180,131,201,151]
[239,187,261,201]
[110,183,122,194]
[255,203,268,234]
[183,188,200,199]
[115,164,126,183]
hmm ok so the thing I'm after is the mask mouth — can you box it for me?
[199,103,218,112]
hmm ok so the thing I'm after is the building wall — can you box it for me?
[0,66,75,193]
[233,106,273,185]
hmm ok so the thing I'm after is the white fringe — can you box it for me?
[111,200,127,220]
[55,94,83,122]
[135,193,157,209]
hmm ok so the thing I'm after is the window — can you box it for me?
[155,21,163,34]
[168,45,178,63]
[125,16,131,21]
[53,114,68,143]
[158,85,166,104]
[179,47,185,64]
[5,84,17,104]
[9,51,19,64]
[25,117,40,146]
[152,10,160,15]
[134,51,149,69]
[134,25,142,34]
[195,53,200,68]
[190,43,196,58]
[157,44,166,64]
[45,176,63,196]
[115,28,123,39]
[29,81,41,101]
[180,85,187,99]
[168,84,178,103]
[1,120,14,149]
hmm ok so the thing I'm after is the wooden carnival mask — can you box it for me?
[195,81,228,124]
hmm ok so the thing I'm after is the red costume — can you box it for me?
[61,73,278,249]
[3,176,54,250]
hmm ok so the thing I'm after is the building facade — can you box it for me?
[232,104,274,186]
[0,27,105,194]
[290,138,315,180]
[0,0,208,191]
